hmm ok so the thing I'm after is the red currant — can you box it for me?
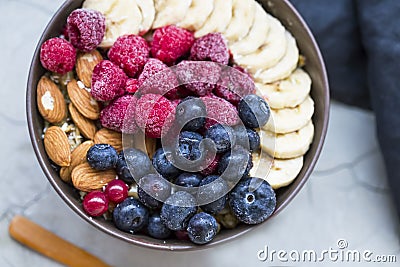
[82,191,109,217]
[105,179,128,203]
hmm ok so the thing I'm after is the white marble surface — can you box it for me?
[1,0,399,266]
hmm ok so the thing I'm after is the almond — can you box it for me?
[71,162,116,192]
[145,137,157,159]
[37,76,67,124]
[44,126,71,167]
[68,103,96,140]
[76,50,103,88]
[94,128,123,152]
[67,79,99,120]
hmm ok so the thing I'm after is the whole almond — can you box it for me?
[72,162,116,192]
[37,76,67,124]
[67,79,99,120]
[76,50,103,88]
[94,128,123,152]
[44,126,71,167]
[69,103,96,140]
[145,137,157,159]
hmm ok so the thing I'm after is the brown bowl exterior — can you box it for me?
[27,0,329,251]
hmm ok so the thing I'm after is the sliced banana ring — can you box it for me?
[256,68,311,109]
[177,0,214,31]
[264,96,314,134]
[235,13,287,73]
[223,0,256,42]
[229,3,270,56]
[260,120,314,159]
[153,0,192,28]
[136,0,155,33]
[254,31,299,83]
[195,0,233,38]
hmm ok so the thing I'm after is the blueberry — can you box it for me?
[178,131,203,161]
[175,172,203,187]
[205,124,236,153]
[160,191,197,231]
[229,177,276,224]
[218,145,253,181]
[138,173,171,209]
[175,97,206,131]
[113,197,149,233]
[152,148,181,180]
[238,94,270,128]
[147,213,172,239]
[87,144,118,170]
[197,175,228,214]
[234,125,260,152]
[187,212,218,245]
[116,148,152,184]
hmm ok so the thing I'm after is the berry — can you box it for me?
[205,124,236,153]
[105,179,128,203]
[113,197,149,233]
[218,145,253,181]
[175,173,203,188]
[229,177,276,224]
[190,33,229,65]
[137,173,171,209]
[86,144,118,170]
[116,148,152,184]
[100,95,138,133]
[40,37,76,74]
[125,78,139,94]
[175,61,221,96]
[82,191,109,217]
[152,148,181,180]
[91,60,127,101]
[234,126,260,152]
[198,175,228,214]
[108,35,150,77]
[187,212,218,245]
[200,153,221,176]
[200,95,239,128]
[160,191,197,231]
[151,25,195,65]
[66,8,105,52]
[175,97,206,131]
[175,230,190,241]
[178,131,203,161]
[135,94,176,138]
[147,213,172,239]
[238,94,271,128]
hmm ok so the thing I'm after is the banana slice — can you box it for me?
[195,0,233,38]
[256,68,311,109]
[223,0,256,43]
[250,152,303,189]
[136,0,155,33]
[177,0,214,31]
[260,120,314,159]
[153,0,192,28]
[235,13,287,73]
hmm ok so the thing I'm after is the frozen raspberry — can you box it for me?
[125,78,139,94]
[91,60,128,101]
[175,61,221,96]
[190,33,229,65]
[214,66,256,106]
[100,95,138,134]
[200,95,240,128]
[108,35,150,77]
[151,26,195,65]
[40,38,76,74]
[200,153,221,176]
[66,8,106,52]
[135,94,175,138]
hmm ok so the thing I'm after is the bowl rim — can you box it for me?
[27,0,330,251]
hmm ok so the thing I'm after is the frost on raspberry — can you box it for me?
[125,78,139,94]
[190,33,230,65]
[40,37,76,74]
[200,95,240,129]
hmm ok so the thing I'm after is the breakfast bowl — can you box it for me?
[27,0,329,250]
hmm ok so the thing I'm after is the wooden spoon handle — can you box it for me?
[9,215,111,267]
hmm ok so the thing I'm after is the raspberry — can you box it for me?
[175,61,221,96]
[200,153,221,176]
[151,26,195,65]
[135,94,175,138]
[190,33,229,65]
[100,95,138,133]
[40,38,76,74]
[91,60,128,101]
[200,95,240,128]
[125,78,139,94]
[214,66,256,106]
[108,35,150,77]
[66,8,105,52]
